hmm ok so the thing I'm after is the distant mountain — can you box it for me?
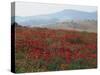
[12,9,97,26]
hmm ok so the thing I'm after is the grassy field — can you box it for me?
[15,26,97,73]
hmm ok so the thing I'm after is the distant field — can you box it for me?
[15,26,97,73]
[44,20,97,33]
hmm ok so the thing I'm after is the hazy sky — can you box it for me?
[15,2,97,16]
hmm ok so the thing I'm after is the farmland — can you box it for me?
[15,26,97,73]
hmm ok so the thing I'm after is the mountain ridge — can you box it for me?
[12,9,97,26]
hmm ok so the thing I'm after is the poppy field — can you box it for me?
[15,26,97,73]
